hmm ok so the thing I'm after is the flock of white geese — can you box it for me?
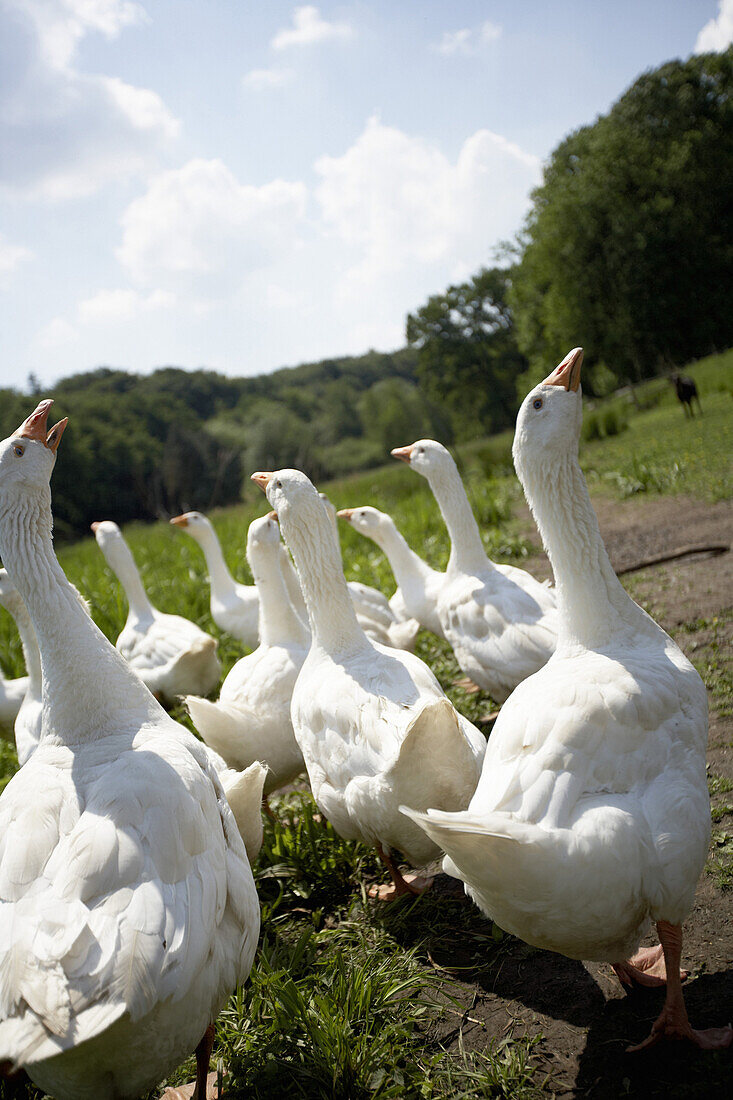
[0,347,729,1100]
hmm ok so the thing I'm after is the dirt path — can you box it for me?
[436,493,733,1098]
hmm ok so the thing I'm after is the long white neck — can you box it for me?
[281,510,367,656]
[520,454,642,648]
[279,544,309,625]
[189,521,243,600]
[0,494,159,744]
[100,537,154,620]
[425,458,491,575]
[4,592,42,694]
[370,520,436,591]
[249,542,309,648]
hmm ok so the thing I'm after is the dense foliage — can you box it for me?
[406,267,527,439]
[509,48,733,390]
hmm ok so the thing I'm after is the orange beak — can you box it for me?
[90,522,101,533]
[390,445,413,464]
[267,510,278,522]
[336,509,354,521]
[15,400,68,453]
[542,347,583,392]
[169,514,189,528]
[251,471,273,493]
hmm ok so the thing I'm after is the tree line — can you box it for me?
[2,48,730,538]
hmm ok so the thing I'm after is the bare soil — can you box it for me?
[431,494,733,1097]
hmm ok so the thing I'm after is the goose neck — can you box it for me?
[426,461,490,575]
[283,514,367,656]
[0,497,156,743]
[191,523,240,600]
[103,539,153,620]
[250,545,309,648]
[11,596,42,692]
[373,523,432,591]
[521,454,637,647]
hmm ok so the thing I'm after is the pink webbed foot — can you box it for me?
[160,1071,222,1098]
[368,872,434,902]
[627,1009,733,1053]
[613,943,687,989]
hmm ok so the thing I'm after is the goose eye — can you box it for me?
[533,398,543,410]
[14,445,24,457]
[276,479,282,488]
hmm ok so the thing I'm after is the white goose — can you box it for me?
[251,468,485,899]
[186,513,309,795]
[0,401,262,1099]
[0,661,28,740]
[337,506,446,639]
[403,348,732,1051]
[169,511,261,648]
[92,520,221,705]
[0,569,43,765]
[392,438,558,701]
[320,493,420,652]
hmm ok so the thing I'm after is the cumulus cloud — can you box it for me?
[434,20,501,56]
[314,117,539,292]
[35,316,78,349]
[116,158,307,294]
[0,233,32,284]
[272,5,353,50]
[243,66,295,91]
[77,287,175,324]
[0,0,178,199]
[695,0,733,51]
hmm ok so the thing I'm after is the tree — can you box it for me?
[510,48,733,389]
[406,267,527,438]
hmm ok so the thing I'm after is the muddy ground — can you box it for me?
[428,493,733,1098]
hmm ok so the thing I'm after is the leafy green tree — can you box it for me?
[510,48,733,389]
[406,267,527,438]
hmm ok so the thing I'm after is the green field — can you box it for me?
[0,350,731,1098]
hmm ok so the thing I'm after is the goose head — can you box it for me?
[246,513,281,555]
[169,510,209,535]
[390,438,452,481]
[512,347,584,482]
[90,519,140,582]
[337,505,384,537]
[251,469,325,532]
[0,400,67,508]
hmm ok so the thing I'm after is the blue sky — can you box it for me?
[1,1,731,389]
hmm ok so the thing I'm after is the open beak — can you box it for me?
[90,522,101,533]
[169,514,189,528]
[390,445,414,464]
[542,347,583,392]
[251,471,273,493]
[336,509,354,522]
[15,400,68,452]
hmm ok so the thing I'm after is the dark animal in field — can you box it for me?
[671,374,701,416]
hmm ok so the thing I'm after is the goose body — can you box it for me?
[170,511,260,648]
[92,521,221,704]
[0,403,261,1098]
[403,350,730,1049]
[338,506,446,638]
[392,440,558,700]
[252,469,485,894]
[187,514,309,795]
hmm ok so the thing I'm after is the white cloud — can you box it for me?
[243,66,295,91]
[77,286,175,324]
[272,5,353,50]
[117,158,307,294]
[0,1,178,199]
[35,316,78,349]
[434,20,501,56]
[0,234,32,283]
[695,0,733,51]
[15,0,147,69]
[314,117,539,292]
